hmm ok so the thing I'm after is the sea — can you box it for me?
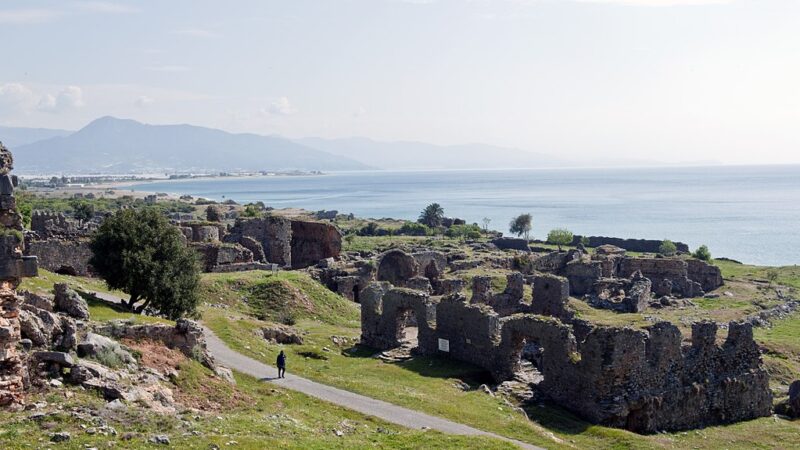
[129,165,800,267]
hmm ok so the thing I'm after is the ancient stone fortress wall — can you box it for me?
[571,236,690,253]
[361,273,772,433]
[0,142,38,409]
[26,238,93,276]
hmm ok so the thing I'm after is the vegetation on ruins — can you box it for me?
[547,228,574,251]
[508,213,532,240]
[89,208,200,319]
[71,201,95,225]
[445,223,482,240]
[659,239,678,256]
[481,217,491,232]
[399,221,431,236]
[242,203,262,217]
[205,205,222,222]
[418,203,445,228]
[693,244,712,261]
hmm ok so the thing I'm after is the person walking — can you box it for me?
[277,350,286,378]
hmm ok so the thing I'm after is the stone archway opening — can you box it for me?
[377,307,419,363]
[511,334,545,385]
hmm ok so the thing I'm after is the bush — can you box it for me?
[547,228,574,251]
[358,222,380,236]
[659,240,678,256]
[445,224,482,240]
[693,245,711,261]
[398,222,430,236]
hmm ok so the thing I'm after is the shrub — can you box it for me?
[398,222,430,236]
[766,269,779,285]
[358,222,380,236]
[659,240,678,256]
[693,245,712,261]
[547,228,574,251]
[445,224,481,240]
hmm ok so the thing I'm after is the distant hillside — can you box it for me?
[13,117,370,174]
[0,125,71,149]
[296,137,574,170]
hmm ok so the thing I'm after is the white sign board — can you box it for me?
[438,338,450,352]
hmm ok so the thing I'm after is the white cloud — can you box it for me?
[0,83,37,114]
[71,1,140,14]
[267,97,297,116]
[37,86,85,113]
[171,28,221,38]
[0,9,62,24]
[144,65,191,72]
[134,95,155,107]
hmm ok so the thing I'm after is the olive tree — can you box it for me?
[547,228,574,251]
[509,213,532,240]
[659,240,678,256]
[89,208,200,319]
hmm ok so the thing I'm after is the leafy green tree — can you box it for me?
[398,222,430,236]
[242,204,261,217]
[72,201,95,226]
[89,208,200,319]
[693,245,712,261]
[509,213,532,240]
[547,228,574,251]
[659,240,678,256]
[418,203,445,228]
[445,224,482,240]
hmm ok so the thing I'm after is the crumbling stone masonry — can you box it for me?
[25,238,93,276]
[0,142,38,409]
[361,274,772,432]
[290,220,342,269]
[225,216,292,267]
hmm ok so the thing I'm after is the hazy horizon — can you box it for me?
[1,0,799,166]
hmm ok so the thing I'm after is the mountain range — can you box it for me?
[3,116,651,174]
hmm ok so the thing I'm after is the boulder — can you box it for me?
[77,333,136,366]
[262,325,304,345]
[34,351,75,367]
[789,380,800,417]
[595,244,626,256]
[53,283,89,320]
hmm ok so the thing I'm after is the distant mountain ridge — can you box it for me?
[11,117,370,174]
[0,125,71,149]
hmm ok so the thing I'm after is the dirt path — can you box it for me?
[203,328,545,450]
[91,291,544,449]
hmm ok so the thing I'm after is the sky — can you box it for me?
[0,0,798,165]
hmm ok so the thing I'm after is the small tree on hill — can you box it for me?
[205,205,223,222]
[89,208,200,319]
[547,228,574,251]
[659,240,677,256]
[481,217,492,232]
[418,203,445,228]
[72,201,95,226]
[693,245,711,261]
[766,269,779,286]
[509,213,532,240]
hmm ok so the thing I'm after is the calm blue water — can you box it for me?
[130,165,800,266]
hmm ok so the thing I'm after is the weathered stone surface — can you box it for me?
[572,236,690,253]
[618,257,709,298]
[192,242,254,272]
[362,274,769,433]
[789,380,800,418]
[226,216,292,267]
[595,244,626,256]
[25,238,92,276]
[53,283,89,320]
[95,319,214,369]
[491,237,530,252]
[290,220,342,269]
[376,250,419,287]
[77,333,136,365]
[589,271,652,313]
[33,351,75,367]
[261,325,304,345]
[564,259,603,296]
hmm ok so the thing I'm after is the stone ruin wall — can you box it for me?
[360,273,772,433]
[25,238,93,276]
[290,220,342,269]
[571,236,690,253]
[0,142,38,409]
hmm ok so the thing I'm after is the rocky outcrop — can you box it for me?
[588,271,652,313]
[572,236,690,253]
[491,237,530,253]
[95,319,214,369]
[261,324,304,345]
[0,142,38,409]
[290,220,342,269]
[53,283,90,320]
[619,257,713,298]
